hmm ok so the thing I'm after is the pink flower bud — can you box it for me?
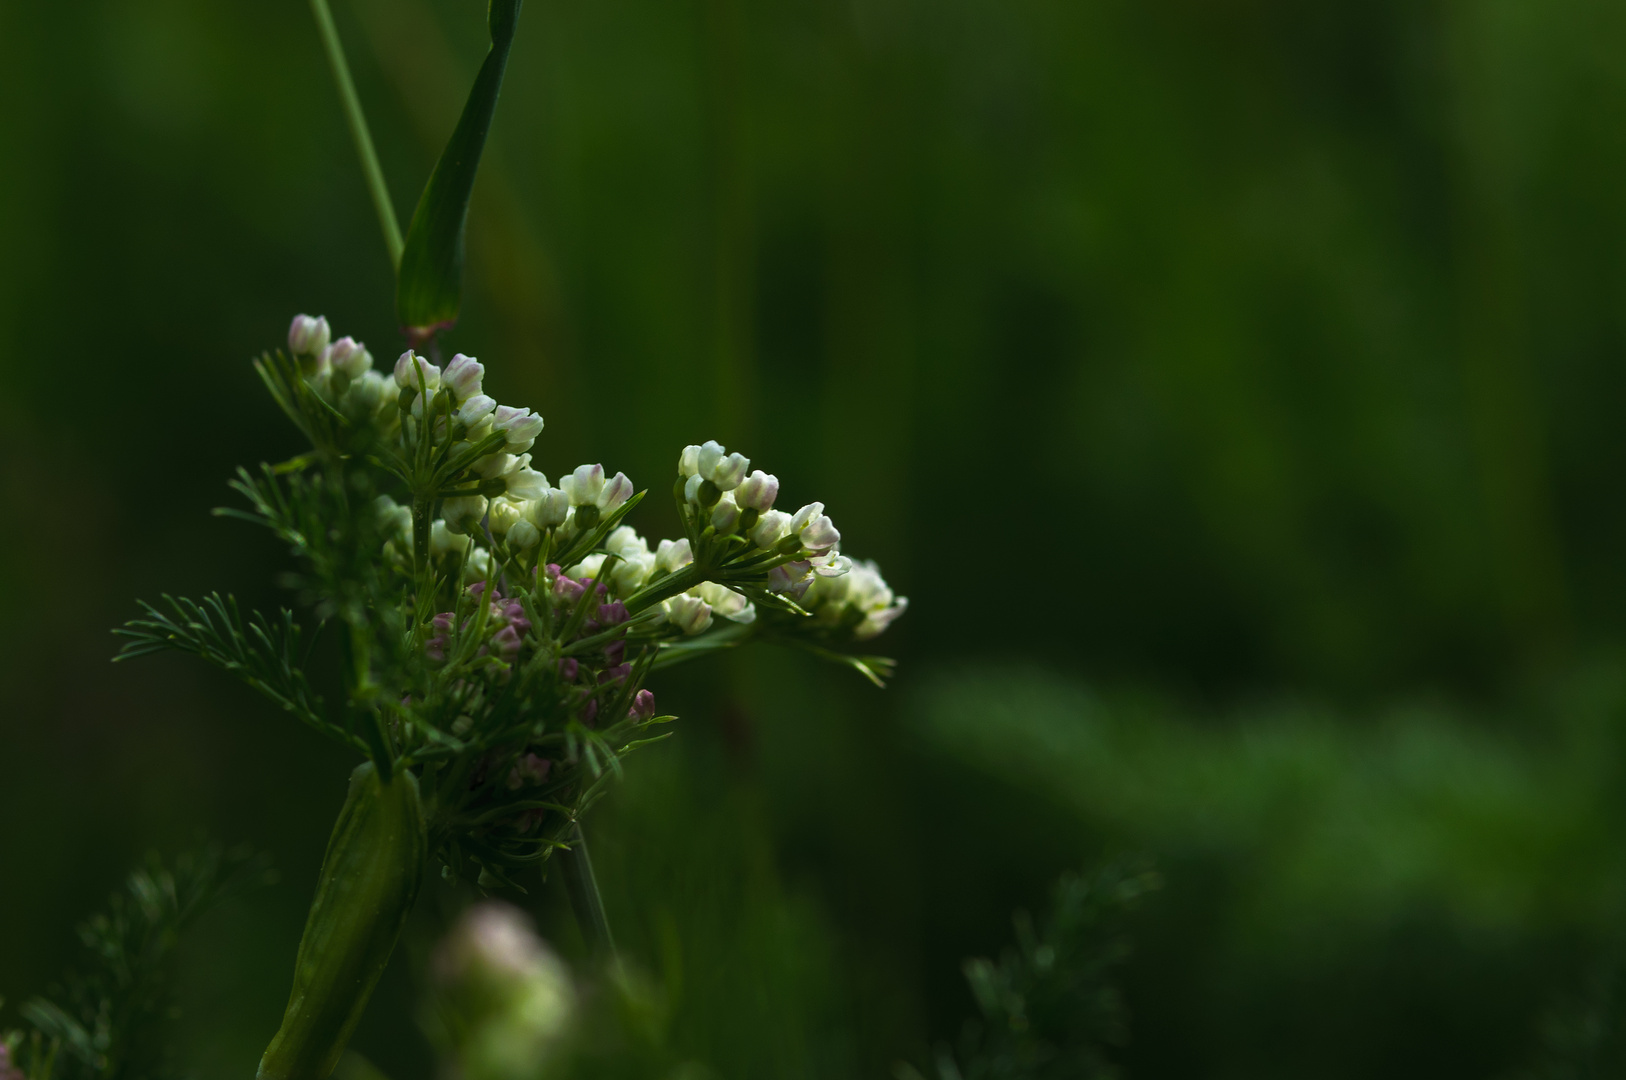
[443,353,485,400]
[494,405,544,450]
[600,471,634,511]
[735,470,779,513]
[394,350,441,392]
[629,689,657,720]
[664,592,713,635]
[750,509,792,548]
[560,463,605,507]
[288,313,331,357]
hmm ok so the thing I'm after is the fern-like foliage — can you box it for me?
[2,846,273,1080]
[113,594,358,752]
[902,863,1160,1080]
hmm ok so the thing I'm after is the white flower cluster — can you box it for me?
[803,559,909,640]
[287,314,397,423]
[290,317,905,649]
[677,439,850,596]
[560,525,753,636]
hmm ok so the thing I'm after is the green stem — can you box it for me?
[624,563,704,614]
[412,493,434,573]
[561,824,618,964]
[309,0,404,268]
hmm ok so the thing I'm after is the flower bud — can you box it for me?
[326,336,372,378]
[463,547,493,582]
[443,353,485,400]
[569,553,606,581]
[506,519,541,550]
[487,497,525,536]
[442,495,489,533]
[684,474,704,504]
[655,537,693,573]
[528,489,571,529]
[735,470,779,513]
[750,509,792,548]
[766,560,814,600]
[506,753,551,790]
[679,444,703,476]
[629,689,657,720]
[394,351,442,392]
[606,525,650,560]
[430,521,473,557]
[696,440,725,479]
[477,453,518,480]
[494,405,544,451]
[505,468,550,501]
[711,452,749,490]
[560,464,605,506]
[710,491,741,533]
[375,496,414,547]
[664,592,713,635]
[698,582,755,624]
[288,313,331,357]
[344,370,392,418]
[612,552,655,596]
[458,393,497,426]
[600,471,634,512]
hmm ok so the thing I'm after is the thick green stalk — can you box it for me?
[309,0,404,267]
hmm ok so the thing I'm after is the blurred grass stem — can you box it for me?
[310,0,404,268]
[561,825,618,965]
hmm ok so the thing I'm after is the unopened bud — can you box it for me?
[735,470,779,513]
[487,497,525,535]
[711,491,741,532]
[528,489,571,529]
[430,521,473,557]
[664,592,713,635]
[458,393,497,426]
[558,464,601,507]
[600,471,634,511]
[288,313,331,357]
[505,468,550,501]
[507,519,541,550]
[655,537,693,573]
[494,405,543,451]
[442,495,489,533]
[443,353,485,400]
[750,509,792,548]
[326,336,372,378]
[394,351,442,392]
[679,444,703,476]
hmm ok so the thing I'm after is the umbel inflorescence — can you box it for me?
[120,314,906,890]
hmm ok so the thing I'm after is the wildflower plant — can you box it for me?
[101,1,906,1077]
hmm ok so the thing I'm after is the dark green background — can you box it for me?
[5,0,1626,1075]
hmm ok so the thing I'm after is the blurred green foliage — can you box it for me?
[5,0,1626,1075]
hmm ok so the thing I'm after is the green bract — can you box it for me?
[258,764,426,1080]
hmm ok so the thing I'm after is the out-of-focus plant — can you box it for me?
[899,865,1159,1080]
[104,3,907,1078]
[421,902,709,1080]
[0,847,273,1080]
